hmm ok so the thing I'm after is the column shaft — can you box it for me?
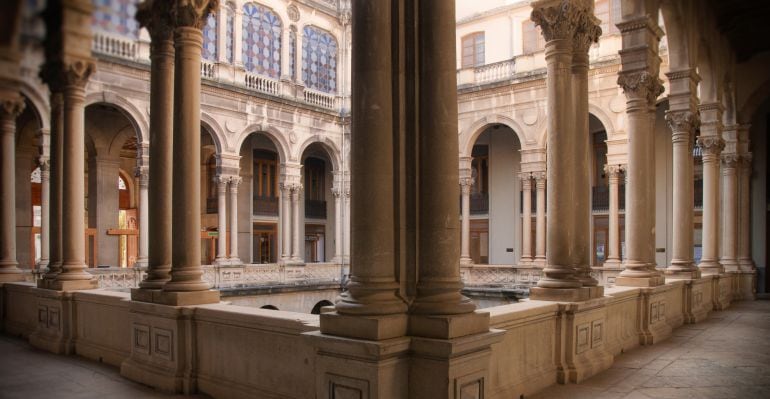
[666,111,698,276]
[738,153,754,269]
[44,90,63,280]
[135,170,149,267]
[163,3,218,295]
[0,94,24,281]
[137,2,174,289]
[604,165,623,266]
[535,172,546,264]
[460,177,473,265]
[720,155,739,271]
[280,183,291,261]
[229,177,240,263]
[698,137,724,274]
[216,177,228,262]
[520,174,532,262]
[290,185,302,262]
[333,189,342,262]
[39,159,50,270]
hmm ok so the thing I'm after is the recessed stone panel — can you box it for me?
[576,323,590,354]
[153,328,173,361]
[591,320,603,348]
[325,374,368,399]
[133,323,150,355]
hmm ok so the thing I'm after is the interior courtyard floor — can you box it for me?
[0,300,768,399]
[532,299,770,399]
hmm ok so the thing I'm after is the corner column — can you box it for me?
[228,176,241,264]
[697,137,725,274]
[460,176,474,265]
[720,154,740,271]
[603,165,623,268]
[215,175,228,264]
[135,0,175,291]
[615,15,665,287]
[135,168,149,268]
[520,173,533,263]
[529,0,584,299]
[738,152,754,270]
[160,0,219,304]
[534,171,546,265]
[0,92,25,282]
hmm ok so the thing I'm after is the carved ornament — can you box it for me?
[530,0,582,42]
[617,71,664,105]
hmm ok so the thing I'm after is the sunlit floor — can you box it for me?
[532,299,770,399]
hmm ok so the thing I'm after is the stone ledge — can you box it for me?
[320,311,408,341]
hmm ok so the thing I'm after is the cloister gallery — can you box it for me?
[1,0,769,398]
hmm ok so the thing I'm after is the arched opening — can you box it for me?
[301,142,337,263]
[200,126,223,265]
[239,132,283,264]
[310,300,334,315]
[468,124,522,265]
[84,103,140,268]
[589,114,625,266]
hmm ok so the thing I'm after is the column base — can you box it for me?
[615,275,665,287]
[720,259,740,272]
[460,256,473,266]
[47,278,98,291]
[0,270,24,282]
[664,268,701,279]
[153,289,220,306]
[227,257,242,266]
[532,257,546,268]
[285,259,305,266]
[134,258,148,268]
[320,311,407,341]
[602,259,623,269]
[737,258,755,272]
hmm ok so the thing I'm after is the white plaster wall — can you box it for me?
[488,129,521,264]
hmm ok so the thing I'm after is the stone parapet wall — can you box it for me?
[0,274,749,398]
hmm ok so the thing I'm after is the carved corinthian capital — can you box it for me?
[617,71,665,105]
[172,0,219,29]
[665,111,699,145]
[530,0,582,42]
[459,177,475,195]
[573,11,602,54]
[0,95,25,122]
[697,136,725,163]
[136,0,175,41]
[603,164,624,179]
[63,60,95,89]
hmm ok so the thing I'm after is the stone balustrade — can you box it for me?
[92,31,138,60]
[302,88,337,109]
[201,60,216,80]
[244,72,280,95]
[457,58,516,87]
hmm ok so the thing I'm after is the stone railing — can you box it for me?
[90,267,146,289]
[201,60,216,80]
[244,72,280,96]
[461,264,541,288]
[92,31,137,60]
[201,262,349,289]
[303,88,337,110]
[457,59,516,87]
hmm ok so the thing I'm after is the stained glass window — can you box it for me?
[226,5,235,63]
[302,26,337,93]
[92,0,140,38]
[242,2,282,78]
[203,13,218,61]
[289,27,297,80]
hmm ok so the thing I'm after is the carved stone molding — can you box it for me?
[287,4,300,22]
[573,12,602,54]
[0,96,25,121]
[64,60,95,89]
[665,111,699,144]
[697,136,725,157]
[721,154,740,169]
[617,71,665,105]
[603,164,625,178]
[136,0,175,41]
[665,69,700,83]
[530,0,582,42]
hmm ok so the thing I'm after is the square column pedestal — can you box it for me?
[120,300,204,394]
[29,288,78,355]
[728,270,757,301]
[309,311,503,399]
[712,274,733,311]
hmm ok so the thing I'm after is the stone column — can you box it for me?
[290,184,302,263]
[520,173,533,263]
[52,61,98,290]
[615,13,665,286]
[720,154,740,271]
[39,158,50,271]
[42,85,63,282]
[342,188,350,262]
[571,10,600,288]
[529,0,584,299]
[697,136,725,274]
[665,110,700,278]
[215,176,228,263]
[161,0,219,305]
[460,176,474,265]
[410,0,475,315]
[603,165,623,268]
[0,93,24,282]
[135,168,149,268]
[229,176,241,264]
[332,187,342,263]
[534,171,546,265]
[280,182,291,262]
[136,1,174,291]
[331,0,407,317]
[738,153,754,270]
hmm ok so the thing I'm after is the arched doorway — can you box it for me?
[301,142,337,263]
[467,124,522,265]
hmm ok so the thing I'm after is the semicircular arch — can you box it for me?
[234,124,291,163]
[296,135,341,172]
[85,92,148,144]
[200,113,226,154]
[460,114,527,157]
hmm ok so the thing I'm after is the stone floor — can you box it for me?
[1,300,768,398]
[532,300,770,399]
[0,334,208,398]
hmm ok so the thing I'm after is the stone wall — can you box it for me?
[0,273,745,398]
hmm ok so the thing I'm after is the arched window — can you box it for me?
[302,26,338,93]
[202,13,218,61]
[242,2,282,78]
[92,0,140,38]
[225,3,235,63]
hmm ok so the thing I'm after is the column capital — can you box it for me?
[533,170,547,183]
[697,136,725,159]
[137,0,175,41]
[172,0,219,29]
[572,11,601,56]
[603,164,625,178]
[617,70,665,105]
[721,153,740,169]
[229,175,242,190]
[0,95,25,122]
[530,0,584,42]
[134,166,149,187]
[63,60,95,90]
[459,177,475,194]
[665,110,699,135]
